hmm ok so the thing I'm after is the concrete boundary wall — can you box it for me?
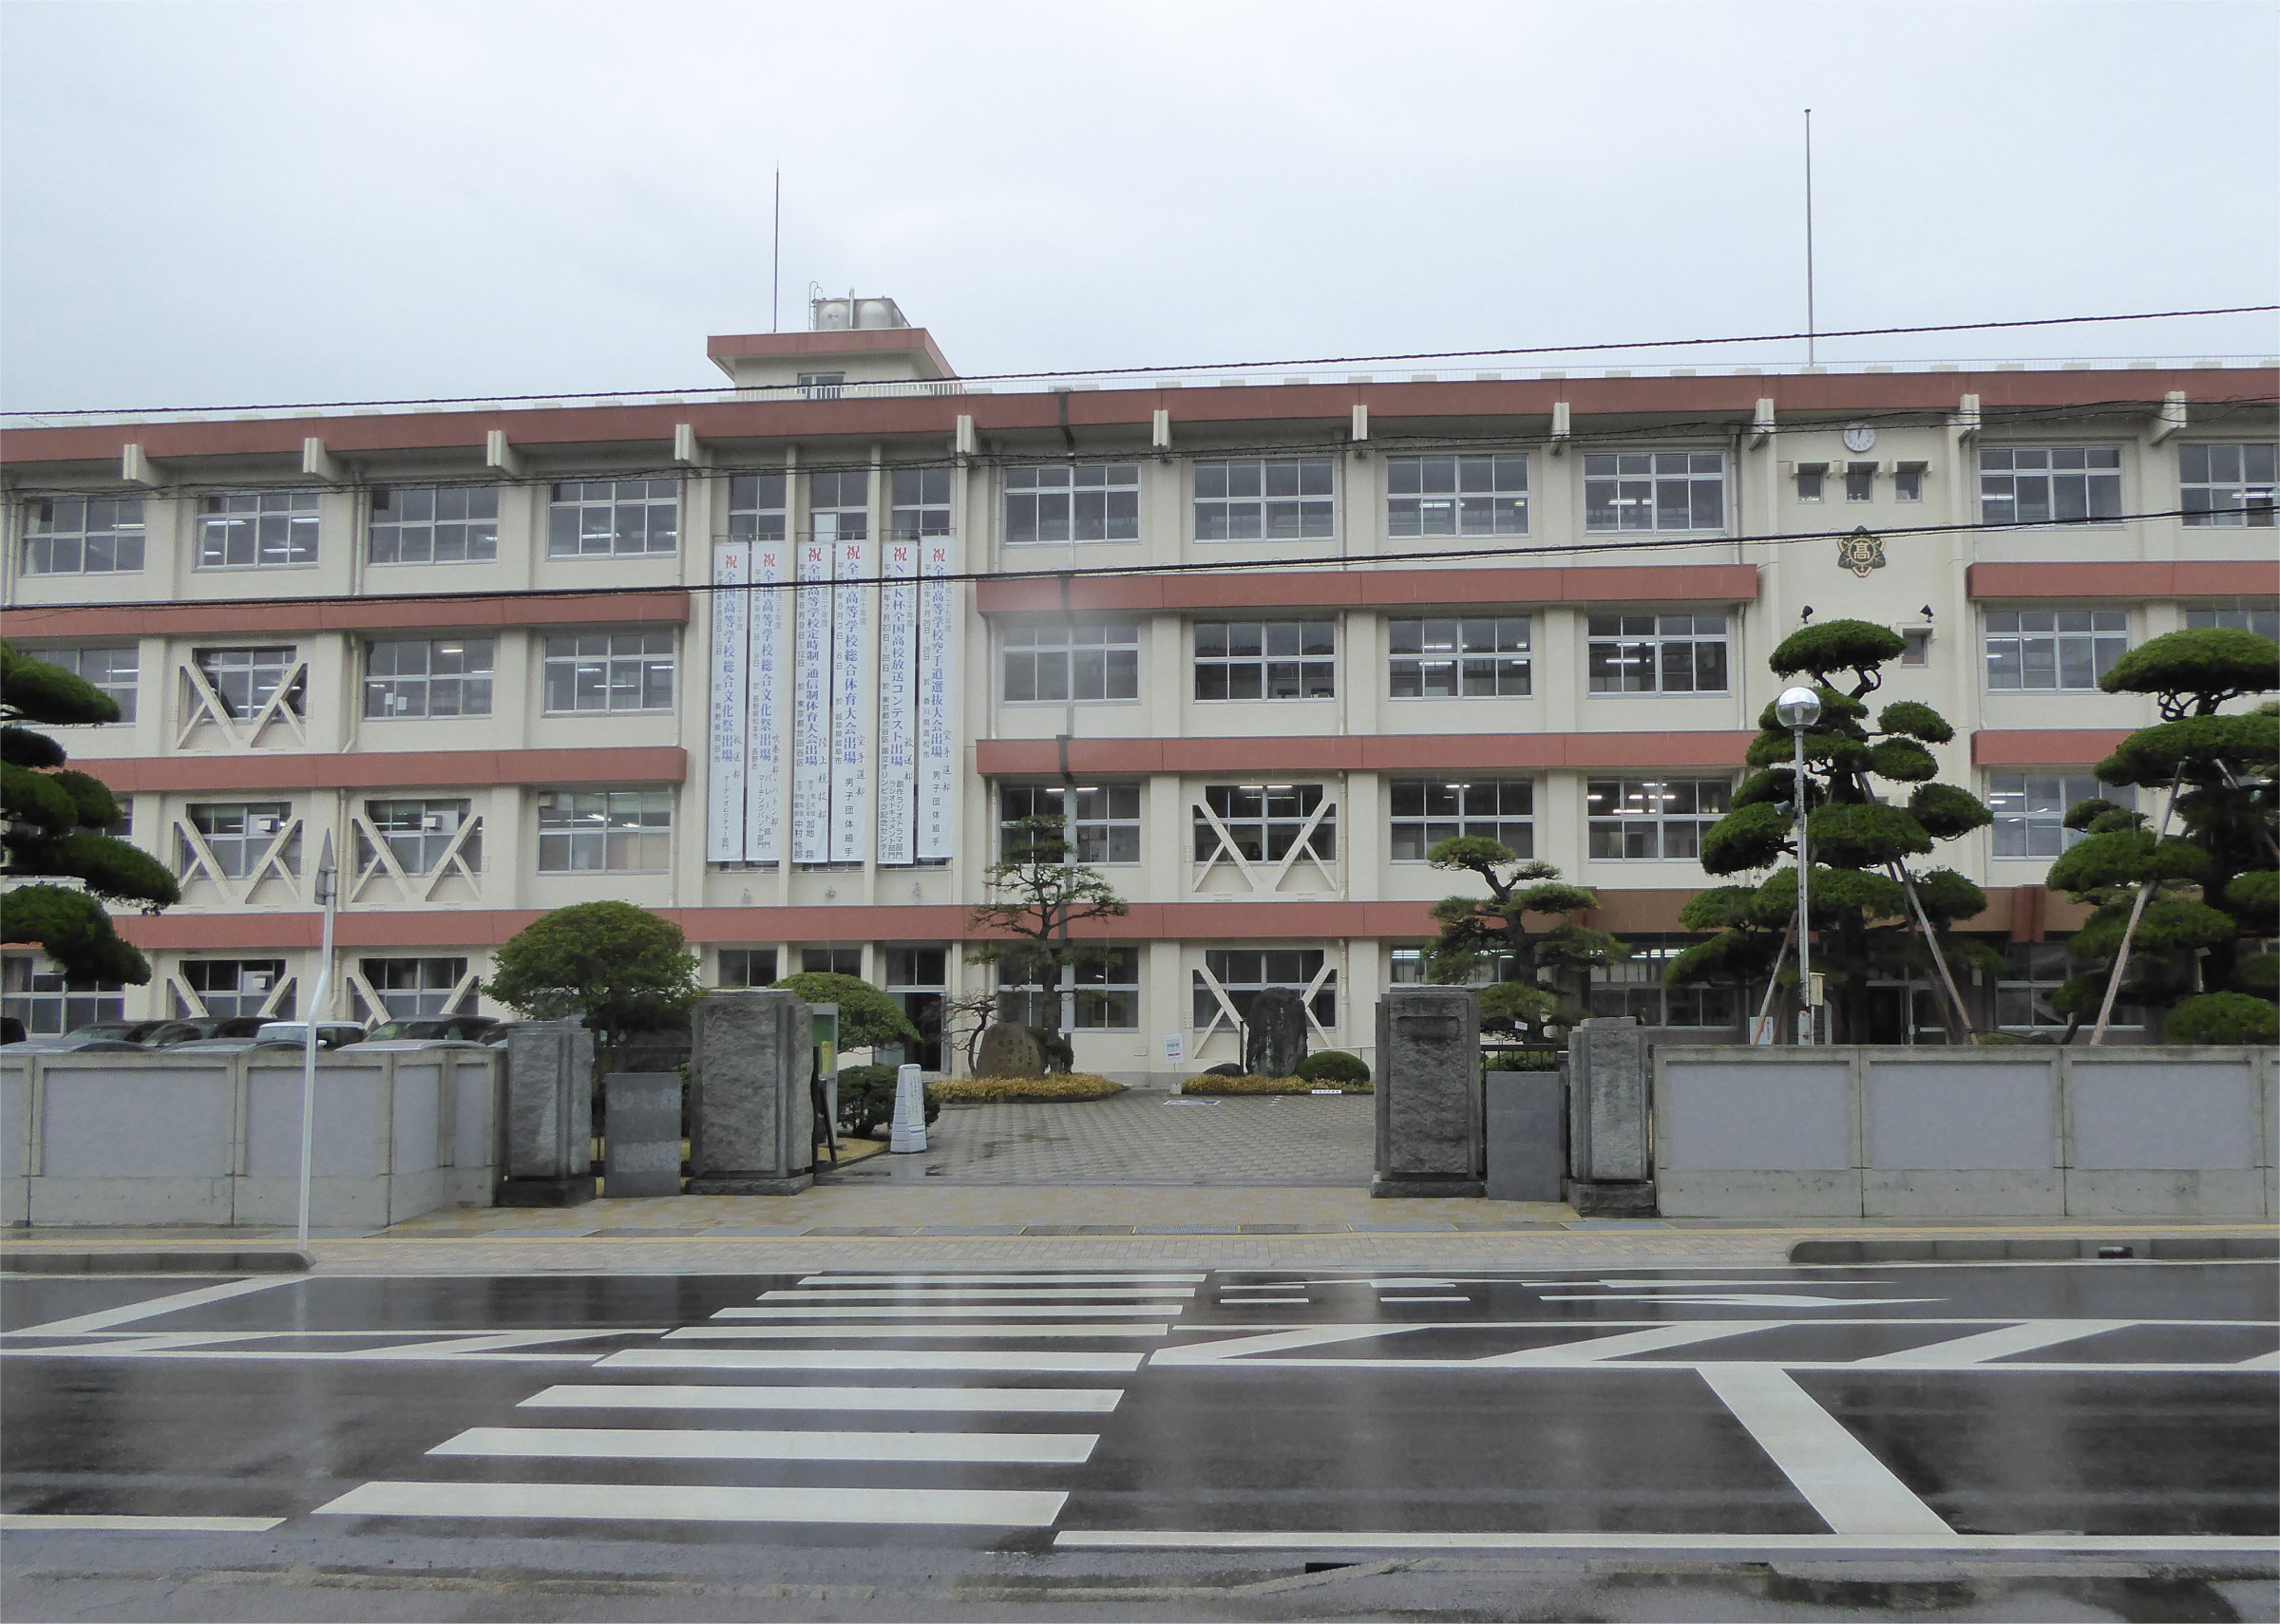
[1655,1046,2277,1220]
[1,1048,502,1229]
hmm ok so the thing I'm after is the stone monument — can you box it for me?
[974,1023,1044,1078]
[687,989,814,1196]
[1567,1015,1655,1215]
[1243,988,1308,1078]
[499,1018,596,1206]
[1372,986,1483,1198]
[601,1071,683,1198]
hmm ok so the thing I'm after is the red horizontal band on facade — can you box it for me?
[1966,561,2280,601]
[976,564,1760,615]
[3,592,691,643]
[3,370,2252,467]
[1972,730,2133,766]
[94,746,688,795]
[977,733,1758,776]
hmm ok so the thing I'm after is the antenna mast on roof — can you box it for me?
[1804,109,1817,366]
[771,169,783,334]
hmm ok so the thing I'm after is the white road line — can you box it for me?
[1153,1326,1417,1364]
[665,1324,1169,1340]
[431,1426,1098,1464]
[316,1481,1068,1527]
[1535,1294,1943,1309]
[521,1384,1125,1413]
[599,1348,1145,1373]
[798,1274,1204,1285]
[1698,1363,1951,1537]
[1475,1322,1787,1367]
[1218,1297,1311,1305]
[763,1288,1194,1301]
[0,1514,284,1533]
[1054,1529,2279,1554]
[716,1304,1172,1320]
[1854,1320,2134,1369]
[1523,1280,1888,1289]
[2238,1350,2280,1369]
[0,1346,612,1365]
[1380,1296,1472,1304]
[15,1278,293,1335]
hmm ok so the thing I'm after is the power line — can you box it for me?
[7,304,2276,420]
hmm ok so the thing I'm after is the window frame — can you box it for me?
[193,646,305,720]
[1193,618,1337,702]
[1196,784,1336,864]
[540,630,675,715]
[535,787,674,874]
[1586,776,1733,861]
[1387,614,1531,699]
[1582,450,1726,534]
[1193,947,1335,1032]
[888,467,953,538]
[31,645,138,723]
[2183,604,2280,640]
[2177,443,2276,528]
[1983,608,2129,692]
[359,956,472,1019]
[546,478,680,558]
[180,957,289,1019]
[808,469,869,541]
[1388,778,1534,862]
[998,946,1141,1032]
[998,617,1141,704]
[998,784,1142,865]
[1977,445,2123,526]
[1588,937,1740,1029]
[1585,612,1731,695]
[2,957,127,1036]
[1191,456,1336,542]
[1003,463,1142,544]
[363,636,494,720]
[20,496,145,576]
[1987,771,2135,859]
[359,798,480,877]
[195,490,320,570]
[181,802,296,880]
[1385,453,1529,538]
[368,484,500,565]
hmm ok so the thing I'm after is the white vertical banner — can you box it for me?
[875,538,920,866]
[746,540,787,865]
[791,538,833,865]
[706,544,750,863]
[829,537,874,863]
[917,535,958,861]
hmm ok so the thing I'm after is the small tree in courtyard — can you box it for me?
[484,900,701,1050]
[1669,619,1997,1042]
[1,642,179,986]
[769,971,921,1055]
[1423,839,1627,1043]
[2045,627,2279,1044]
[966,812,1130,1069]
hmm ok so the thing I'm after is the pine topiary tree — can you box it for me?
[1669,618,1997,1042]
[1,642,180,985]
[1423,840,1627,1043]
[965,812,1130,1070]
[484,900,701,1049]
[2045,628,2279,1044]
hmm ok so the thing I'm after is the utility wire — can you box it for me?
[6,304,2276,420]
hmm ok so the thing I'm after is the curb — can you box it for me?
[1790,1235,2278,1263]
[0,1248,314,1275]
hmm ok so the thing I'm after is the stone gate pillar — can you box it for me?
[1373,986,1483,1198]
[687,990,814,1196]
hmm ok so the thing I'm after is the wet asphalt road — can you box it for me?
[1,1261,2273,1620]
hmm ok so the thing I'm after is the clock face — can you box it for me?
[1843,424,1877,453]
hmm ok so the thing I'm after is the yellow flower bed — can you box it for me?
[930,1074,1128,1104]
[1179,1073,1373,1095]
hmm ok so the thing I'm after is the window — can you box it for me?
[547,479,679,557]
[2185,605,2280,640]
[798,370,846,400]
[889,468,952,538]
[197,491,319,568]
[1386,454,1528,538]
[1193,949,1333,1030]
[717,948,779,987]
[1193,457,1334,540]
[369,485,499,564]
[33,646,137,722]
[882,945,950,1068]
[999,618,1140,703]
[21,496,143,575]
[2,958,126,1036]
[999,948,1140,1032]
[728,473,788,540]
[999,784,1141,864]
[799,947,863,977]
[542,631,674,713]
[808,470,868,540]
[1586,613,1730,694]
[1389,779,1533,861]
[1900,626,1932,667]
[1586,777,1731,859]
[1194,619,1336,700]
[1004,464,1141,543]
[1894,463,1926,502]
[1589,938,1738,1029]
[1387,944,1512,988]
[181,803,296,880]
[1997,941,2140,1032]
[360,957,469,1018]
[1988,773,2135,859]
[360,799,479,875]
[1845,463,1876,502]
[364,638,492,719]
[1197,784,1334,862]
[181,958,289,1019]
[193,647,303,719]
[1984,609,2128,690]
[1795,463,1826,502]
[2178,443,2276,527]
[1387,615,1530,698]
[1584,451,1724,532]
[1978,446,2122,525]
[536,789,672,873]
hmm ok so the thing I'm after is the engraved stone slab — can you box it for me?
[1244,987,1308,1079]
[975,1023,1044,1079]
[602,1071,683,1198]
[688,990,813,1196]
[1568,1016,1650,1182]
[1373,987,1483,1198]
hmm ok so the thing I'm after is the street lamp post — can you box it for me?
[294,831,338,1253]
[1775,686,1823,1046]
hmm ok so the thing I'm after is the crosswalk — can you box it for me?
[313,1271,1201,1533]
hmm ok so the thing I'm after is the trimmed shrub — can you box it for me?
[930,1075,1126,1104]
[1296,1049,1371,1085]
[1181,1073,1371,1095]
[836,1063,941,1137]
[2162,992,2280,1046]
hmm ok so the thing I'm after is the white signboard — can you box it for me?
[917,536,958,860]
[1163,1032,1185,1067]
[829,538,874,864]
[876,538,920,866]
[746,539,787,864]
[791,539,832,864]
[706,544,750,863]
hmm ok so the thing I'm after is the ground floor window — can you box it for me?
[1193,948,1334,1037]
[998,948,1141,1034]
[883,945,949,1070]
[358,957,470,1019]
[717,948,779,988]
[2,958,125,1036]
[1587,938,1739,1029]
[799,946,863,978]
[1996,941,2141,1031]
[178,958,289,1019]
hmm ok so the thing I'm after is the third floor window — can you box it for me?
[542,631,674,714]
[1386,454,1528,537]
[1004,463,1140,543]
[2185,605,2280,640]
[1984,609,2127,690]
[999,618,1140,703]
[36,645,137,722]
[1988,772,2135,859]
[369,486,499,564]
[548,479,678,557]
[2179,443,2277,527]
[1389,779,1533,860]
[1978,446,2121,525]
[890,467,952,538]
[1194,619,1335,700]
[22,496,143,575]
[1586,612,1730,694]
[1586,776,1731,860]
[365,637,493,719]
[809,469,868,540]
[1193,457,1334,540]
[999,783,1141,864]
[198,491,318,569]
[1387,615,1530,698]
[1583,451,1724,532]
[195,647,304,719]
[729,473,787,540]
[360,798,480,875]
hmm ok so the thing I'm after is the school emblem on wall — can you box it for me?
[1837,524,1887,577]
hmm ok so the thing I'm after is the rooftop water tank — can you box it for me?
[810,295,908,331]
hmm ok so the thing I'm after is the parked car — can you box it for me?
[162,1037,272,1052]
[60,1019,172,1046]
[351,1039,492,1053]
[142,1017,267,1047]
[364,1014,500,1043]
[9,1036,153,1053]
[252,1021,367,1050]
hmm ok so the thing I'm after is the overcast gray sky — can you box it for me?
[3,0,2275,412]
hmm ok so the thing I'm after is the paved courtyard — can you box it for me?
[836,1092,1377,1186]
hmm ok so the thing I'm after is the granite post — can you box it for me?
[1243,988,1308,1078]
[687,989,814,1196]
[1372,987,1483,1198]
[1566,1015,1656,1215]
[601,1071,684,1198]
[498,1017,595,1206]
